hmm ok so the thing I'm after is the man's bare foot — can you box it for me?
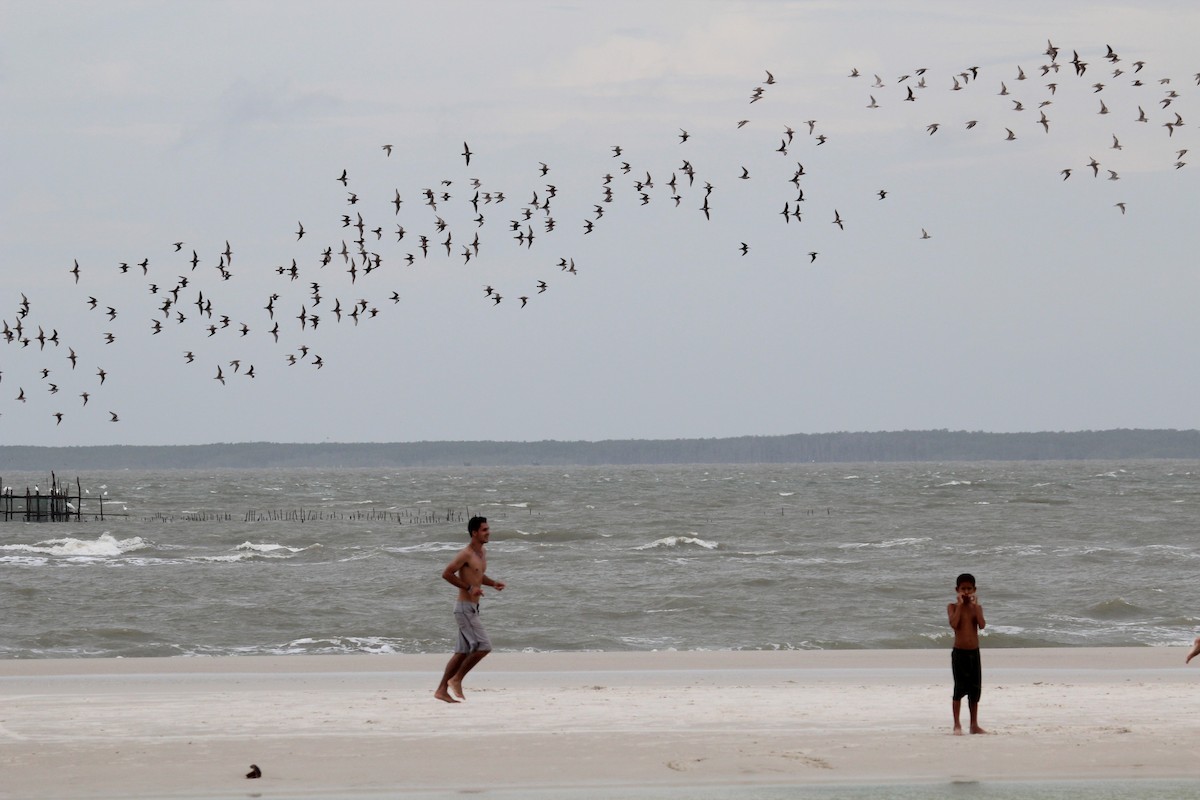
[970,725,988,734]
[953,725,963,736]
[1187,639,1200,664]
[449,679,465,700]
[434,689,460,703]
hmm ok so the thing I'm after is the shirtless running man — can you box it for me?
[434,515,505,703]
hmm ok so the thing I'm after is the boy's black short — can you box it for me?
[951,647,982,703]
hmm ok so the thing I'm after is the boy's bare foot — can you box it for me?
[434,689,460,703]
[970,725,988,734]
[1186,638,1200,664]
[448,679,465,700]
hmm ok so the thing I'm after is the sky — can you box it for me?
[1,0,1198,446]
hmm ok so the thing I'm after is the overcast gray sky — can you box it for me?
[2,1,1198,446]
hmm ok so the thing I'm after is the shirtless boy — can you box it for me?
[434,515,505,703]
[947,572,987,734]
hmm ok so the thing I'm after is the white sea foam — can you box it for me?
[197,543,323,562]
[386,541,464,554]
[634,535,720,551]
[984,625,1024,636]
[234,541,321,555]
[937,480,972,486]
[0,533,151,558]
[0,555,49,566]
[778,491,795,496]
[122,557,188,567]
[877,536,931,548]
[748,555,850,566]
[839,537,931,550]
[274,636,400,655]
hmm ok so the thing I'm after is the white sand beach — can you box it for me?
[0,648,1197,798]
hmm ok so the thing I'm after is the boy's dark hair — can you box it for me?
[955,573,976,588]
[468,515,488,537]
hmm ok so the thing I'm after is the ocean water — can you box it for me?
[1,460,1198,659]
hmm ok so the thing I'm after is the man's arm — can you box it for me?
[442,551,472,592]
[948,600,963,628]
[482,574,506,591]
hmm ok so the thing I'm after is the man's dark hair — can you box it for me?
[468,515,488,537]
[955,573,976,588]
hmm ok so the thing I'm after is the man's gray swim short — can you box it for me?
[453,601,492,654]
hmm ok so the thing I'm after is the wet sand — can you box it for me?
[1,648,1197,797]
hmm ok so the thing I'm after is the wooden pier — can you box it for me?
[0,472,102,522]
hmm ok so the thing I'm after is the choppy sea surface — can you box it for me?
[1,461,1198,659]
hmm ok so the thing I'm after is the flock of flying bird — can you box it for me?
[2,39,1194,432]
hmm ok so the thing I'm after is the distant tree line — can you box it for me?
[2,429,1199,470]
